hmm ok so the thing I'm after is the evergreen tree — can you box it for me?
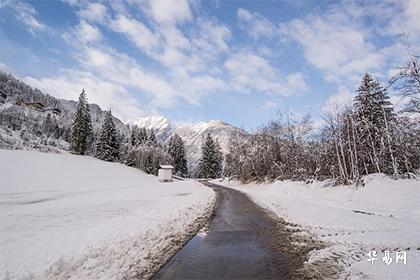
[120,143,136,167]
[354,73,397,175]
[354,73,395,131]
[144,153,154,174]
[148,129,158,146]
[168,133,188,177]
[70,89,92,155]
[138,127,148,144]
[96,111,119,161]
[214,139,223,176]
[130,126,139,146]
[199,133,223,178]
[43,113,54,136]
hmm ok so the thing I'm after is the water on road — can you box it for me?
[153,181,318,279]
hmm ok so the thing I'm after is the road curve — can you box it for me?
[152,181,313,280]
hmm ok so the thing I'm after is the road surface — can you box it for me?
[152,181,315,279]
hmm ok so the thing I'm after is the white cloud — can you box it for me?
[24,71,144,122]
[110,15,160,53]
[224,51,308,96]
[76,20,102,43]
[8,0,324,122]
[192,19,231,56]
[280,10,384,83]
[322,86,354,115]
[105,4,233,107]
[78,46,179,108]
[79,2,108,23]
[0,62,9,72]
[264,100,277,108]
[237,8,275,40]
[2,0,45,32]
[278,0,420,85]
[388,0,420,39]
[23,43,181,120]
[141,0,192,25]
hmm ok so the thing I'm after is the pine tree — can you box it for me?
[354,73,397,175]
[144,153,154,174]
[43,113,53,136]
[138,127,148,144]
[199,133,223,178]
[96,111,119,161]
[148,129,157,146]
[168,133,188,177]
[130,126,139,146]
[214,139,223,176]
[120,143,136,166]
[70,89,92,155]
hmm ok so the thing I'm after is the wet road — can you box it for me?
[152,181,309,280]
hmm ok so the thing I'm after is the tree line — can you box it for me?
[69,90,223,178]
[225,52,420,183]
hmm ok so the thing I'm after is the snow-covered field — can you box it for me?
[0,149,215,279]
[215,175,420,280]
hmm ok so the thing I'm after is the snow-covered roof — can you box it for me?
[159,165,174,169]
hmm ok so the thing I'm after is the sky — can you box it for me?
[0,0,419,129]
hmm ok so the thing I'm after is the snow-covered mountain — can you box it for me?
[175,119,243,175]
[127,116,174,140]
[128,117,247,175]
[0,71,245,175]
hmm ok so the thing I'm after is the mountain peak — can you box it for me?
[127,116,172,131]
[192,119,232,134]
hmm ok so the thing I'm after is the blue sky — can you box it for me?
[0,0,419,129]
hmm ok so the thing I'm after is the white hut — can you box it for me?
[158,165,174,182]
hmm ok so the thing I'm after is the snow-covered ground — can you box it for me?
[215,175,420,280]
[0,149,215,279]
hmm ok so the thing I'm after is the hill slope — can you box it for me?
[0,149,214,279]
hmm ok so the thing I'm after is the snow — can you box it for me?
[214,174,420,280]
[0,149,215,279]
[189,120,231,134]
[127,116,173,132]
[126,115,245,176]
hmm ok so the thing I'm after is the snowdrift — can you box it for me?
[0,149,215,279]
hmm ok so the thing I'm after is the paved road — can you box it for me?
[152,181,311,280]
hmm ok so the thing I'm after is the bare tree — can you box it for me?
[389,35,420,113]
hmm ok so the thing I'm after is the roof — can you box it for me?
[26,102,44,106]
[159,165,174,169]
[45,108,61,112]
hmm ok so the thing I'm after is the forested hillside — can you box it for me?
[0,72,127,151]
[0,72,185,176]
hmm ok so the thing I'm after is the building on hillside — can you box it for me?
[25,102,45,111]
[158,165,174,182]
[16,101,45,111]
[44,108,61,115]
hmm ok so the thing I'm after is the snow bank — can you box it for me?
[215,175,420,280]
[0,149,215,279]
